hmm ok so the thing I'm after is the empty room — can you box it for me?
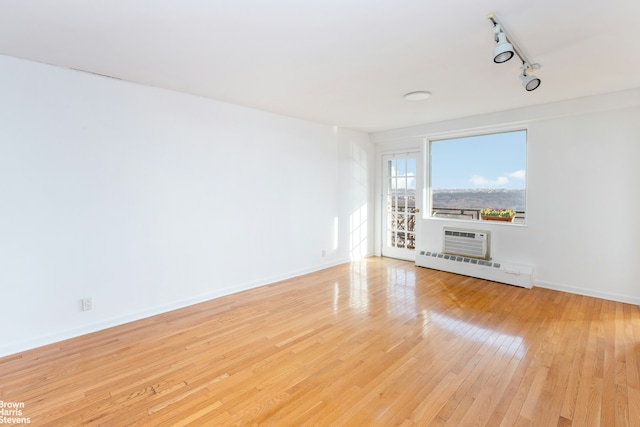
[1,1,639,426]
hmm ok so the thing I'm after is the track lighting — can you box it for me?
[488,13,541,91]
[520,63,541,91]
[493,25,514,63]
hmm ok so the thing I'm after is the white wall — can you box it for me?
[373,89,640,305]
[0,55,375,357]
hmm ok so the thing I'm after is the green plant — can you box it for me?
[480,208,516,218]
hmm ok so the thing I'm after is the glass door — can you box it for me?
[382,153,421,261]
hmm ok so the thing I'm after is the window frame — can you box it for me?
[423,127,528,226]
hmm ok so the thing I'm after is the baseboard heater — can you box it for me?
[415,250,533,289]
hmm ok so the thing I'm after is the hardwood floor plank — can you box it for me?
[1,257,639,426]
[628,386,640,427]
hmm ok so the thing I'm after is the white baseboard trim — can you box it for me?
[535,280,640,306]
[0,257,352,358]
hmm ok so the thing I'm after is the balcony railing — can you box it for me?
[388,206,526,251]
[389,207,416,249]
[431,207,526,224]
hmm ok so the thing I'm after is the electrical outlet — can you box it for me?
[322,250,326,257]
[82,297,92,311]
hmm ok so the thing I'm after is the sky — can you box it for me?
[430,130,526,190]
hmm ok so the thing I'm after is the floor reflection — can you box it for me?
[420,309,526,358]
[332,261,371,316]
[332,259,527,360]
[385,265,417,317]
[348,261,369,313]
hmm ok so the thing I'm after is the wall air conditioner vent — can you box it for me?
[422,251,500,268]
[443,227,490,260]
[415,250,533,289]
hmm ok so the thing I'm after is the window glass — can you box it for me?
[430,130,526,224]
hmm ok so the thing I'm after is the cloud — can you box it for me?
[390,166,416,189]
[507,170,526,180]
[392,175,416,189]
[469,175,509,186]
[469,170,525,187]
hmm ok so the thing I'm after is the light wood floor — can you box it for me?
[1,257,639,426]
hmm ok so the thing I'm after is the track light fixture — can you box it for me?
[520,63,541,91]
[488,13,541,91]
[493,25,514,63]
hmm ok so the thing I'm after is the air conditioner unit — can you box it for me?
[443,227,490,260]
[417,227,533,288]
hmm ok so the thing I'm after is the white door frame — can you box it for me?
[381,152,422,261]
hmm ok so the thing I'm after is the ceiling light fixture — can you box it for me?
[493,25,514,63]
[488,13,541,91]
[404,91,432,101]
[520,63,541,91]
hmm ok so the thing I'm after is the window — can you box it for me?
[429,130,526,224]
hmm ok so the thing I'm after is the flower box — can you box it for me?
[479,208,515,222]
[481,215,514,222]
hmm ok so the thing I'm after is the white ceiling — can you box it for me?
[1,0,639,132]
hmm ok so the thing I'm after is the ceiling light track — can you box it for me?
[488,13,541,91]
